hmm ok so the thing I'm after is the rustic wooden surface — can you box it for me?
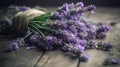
[0,7,120,67]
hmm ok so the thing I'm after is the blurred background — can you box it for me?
[0,0,120,9]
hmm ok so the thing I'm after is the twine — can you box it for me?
[12,8,45,35]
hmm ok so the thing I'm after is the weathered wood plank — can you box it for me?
[0,39,44,67]
[36,50,79,67]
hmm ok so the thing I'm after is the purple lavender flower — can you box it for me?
[52,12,61,19]
[62,42,84,56]
[90,25,97,33]
[20,6,28,11]
[86,5,96,12]
[61,30,72,37]
[97,25,110,33]
[78,40,87,46]
[76,2,84,7]
[51,2,96,21]
[56,39,62,45]
[97,42,113,51]
[76,21,87,31]
[66,34,77,43]
[78,32,88,39]
[8,42,19,51]
[44,36,57,50]
[44,36,57,45]
[80,54,90,61]
[103,58,120,65]
[103,43,113,51]
[68,2,75,10]
[69,26,77,34]
[86,41,96,49]
[87,30,96,40]
[57,22,68,29]
[77,45,85,53]
[77,22,86,28]
[66,20,75,25]
[29,34,39,44]
[51,21,65,29]
[96,33,106,39]
[45,46,53,51]
[111,59,120,64]
[60,3,69,11]
[102,25,110,32]
[12,38,26,46]
[62,45,69,52]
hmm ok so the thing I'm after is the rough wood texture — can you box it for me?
[0,39,43,67]
[0,7,120,67]
[35,50,79,67]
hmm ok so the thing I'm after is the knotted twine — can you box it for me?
[12,8,45,35]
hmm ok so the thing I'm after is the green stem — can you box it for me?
[22,32,32,40]
[29,24,45,37]
[31,12,51,22]
[30,21,44,23]
[30,22,56,32]
[29,27,37,33]
[30,21,47,25]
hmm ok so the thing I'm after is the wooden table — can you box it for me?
[0,7,120,67]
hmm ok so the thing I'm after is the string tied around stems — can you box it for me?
[11,8,46,35]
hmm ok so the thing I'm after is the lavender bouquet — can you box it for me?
[1,2,112,58]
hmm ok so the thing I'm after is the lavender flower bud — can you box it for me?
[8,42,19,51]
[29,34,39,44]
[103,58,120,65]
[78,45,85,53]
[45,36,56,43]
[44,36,57,50]
[111,59,120,64]
[20,6,28,11]
[76,2,84,7]
[80,54,90,61]
[61,3,69,11]
[103,43,113,51]
[87,5,96,12]
[96,33,106,39]
[97,25,110,33]
[86,41,96,49]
